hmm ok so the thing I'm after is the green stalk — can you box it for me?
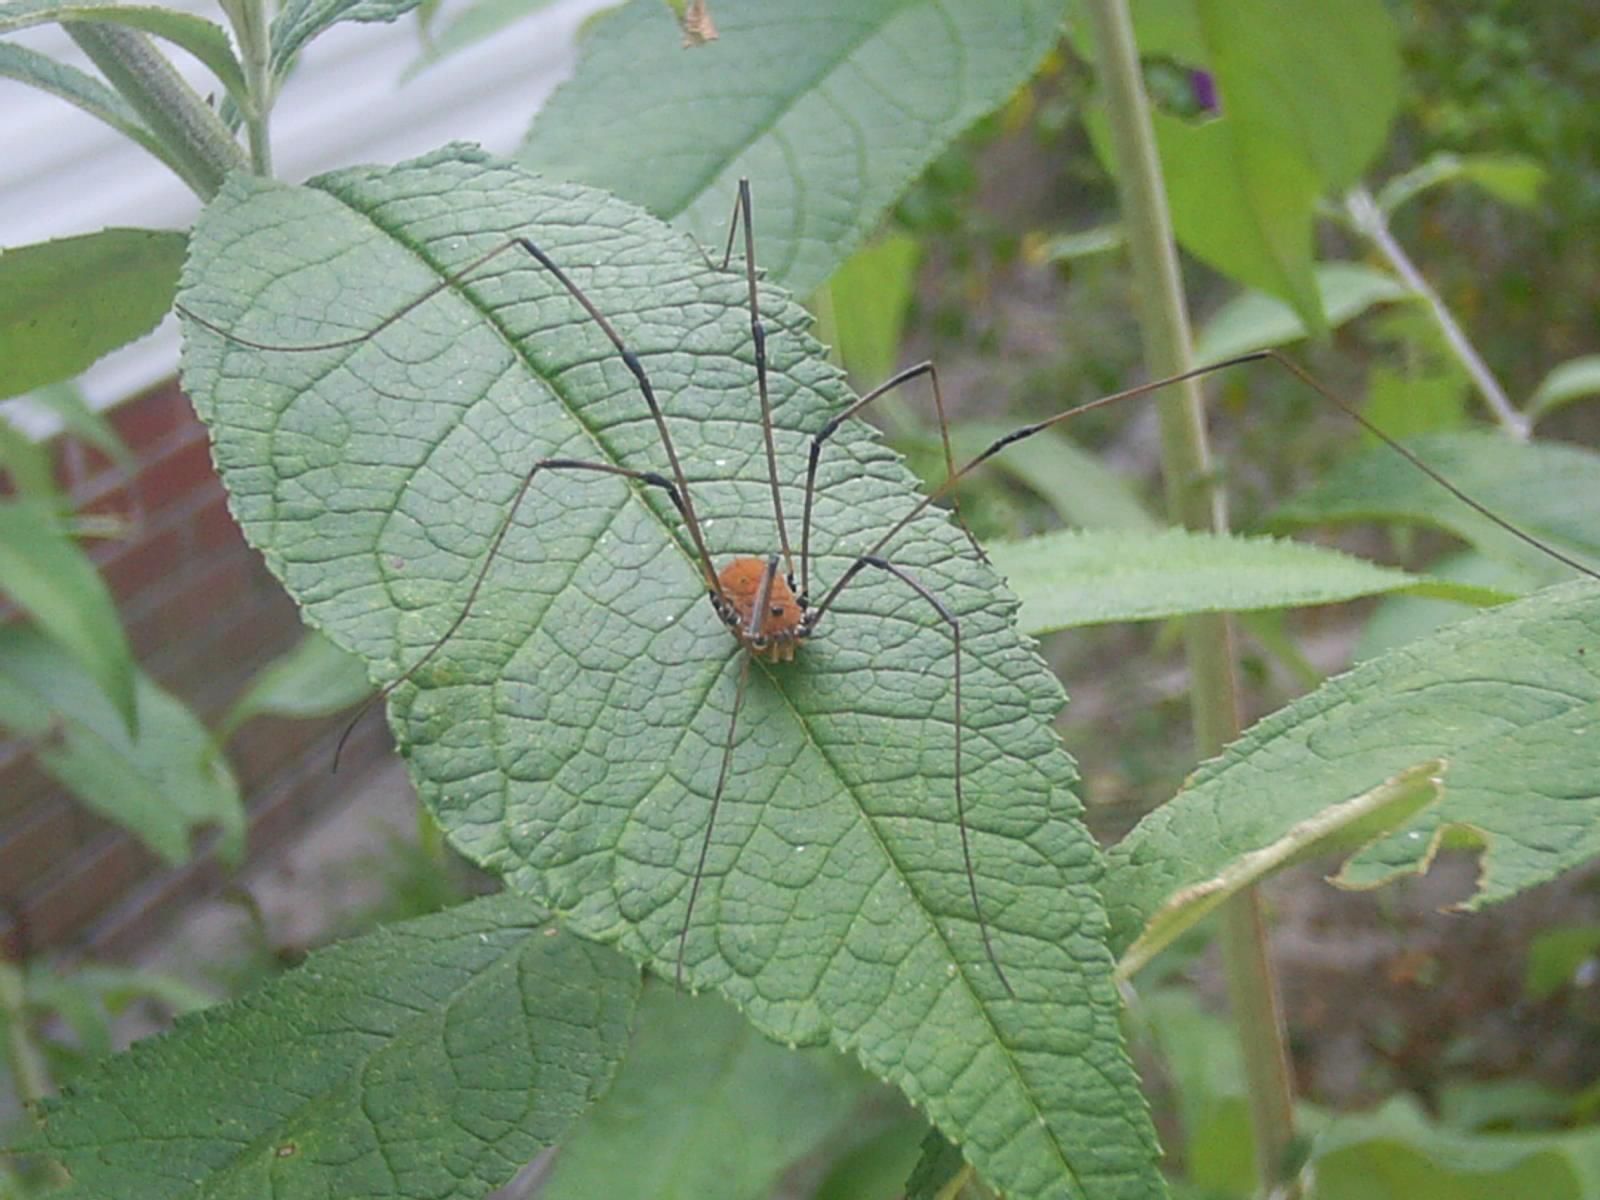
[219,0,275,174]
[0,962,50,1118]
[1082,1,1298,1194]
[65,23,246,199]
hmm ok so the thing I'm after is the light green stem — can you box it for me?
[1083,1,1299,1194]
[1345,187,1529,440]
[0,962,51,1119]
[65,22,245,199]
[220,0,274,174]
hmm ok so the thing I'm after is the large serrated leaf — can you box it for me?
[1105,581,1600,957]
[520,0,1061,295]
[36,895,641,1199]
[177,148,1163,1200]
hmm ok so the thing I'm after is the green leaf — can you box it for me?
[1036,225,1124,264]
[1309,1096,1600,1200]
[813,1116,930,1200]
[1115,760,1443,980]
[178,149,1165,1200]
[1106,581,1600,955]
[0,416,58,502]
[0,229,187,401]
[215,629,371,742]
[541,985,869,1200]
[1144,106,1325,330]
[1378,152,1548,214]
[990,528,1489,638]
[404,0,564,77]
[1354,550,1540,662]
[944,421,1158,533]
[521,0,1061,295]
[1194,0,1401,194]
[1269,431,1600,579]
[0,0,245,98]
[828,233,921,388]
[0,625,243,864]
[27,378,134,469]
[36,896,641,1199]
[1524,925,1600,1002]
[0,499,137,731]
[0,41,177,172]
[1194,263,1409,365]
[1361,362,1468,443]
[1531,355,1600,421]
[268,0,426,79]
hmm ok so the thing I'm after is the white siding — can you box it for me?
[1,0,610,434]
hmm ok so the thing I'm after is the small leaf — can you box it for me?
[268,0,427,79]
[0,626,242,863]
[0,229,187,401]
[1523,926,1600,1002]
[215,629,370,742]
[0,416,58,502]
[989,528,1482,637]
[521,0,1062,294]
[404,0,562,77]
[1269,431,1600,579]
[1195,263,1410,365]
[541,985,869,1200]
[1354,550,1541,662]
[1530,354,1600,421]
[0,0,245,98]
[36,896,642,1200]
[1106,581,1600,955]
[1035,224,1124,263]
[0,500,137,732]
[1378,152,1548,214]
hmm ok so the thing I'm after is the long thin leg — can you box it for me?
[799,360,986,607]
[810,348,1600,621]
[718,179,796,583]
[334,457,692,769]
[676,554,780,987]
[822,553,1013,996]
[182,232,725,595]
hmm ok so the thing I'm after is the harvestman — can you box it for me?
[180,181,1596,994]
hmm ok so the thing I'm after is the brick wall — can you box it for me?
[0,379,394,961]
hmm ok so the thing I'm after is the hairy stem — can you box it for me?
[1084,1,1299,1193]
[65,23,245,198]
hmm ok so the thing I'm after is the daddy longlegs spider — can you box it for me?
[179,176,1597,997]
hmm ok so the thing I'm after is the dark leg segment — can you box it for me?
[717,179,796,584]
[800,360,987,606]
[822,553,1014,996]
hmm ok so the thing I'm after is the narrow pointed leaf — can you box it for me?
[0,500,137,732]
[521,0,1061,295]
[35,896,641,1199]
[989,528,1500,637]
[0,626,241,863]
[0,0,245,97]
[178,149,1164,1200]
[0,42,174,170]
[1106,581,1600,955]
[0,229,187,401]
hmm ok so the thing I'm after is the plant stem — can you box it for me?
[65,23,245,199]
[221,0,275,174]
[1083,1,1299,1194]
[1345,187,1529,440]
[0,962,50,1119]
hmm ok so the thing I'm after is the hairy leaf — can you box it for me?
[521,0,1060,295]
[36,896,640,1199]
[178,148,1164,1200]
